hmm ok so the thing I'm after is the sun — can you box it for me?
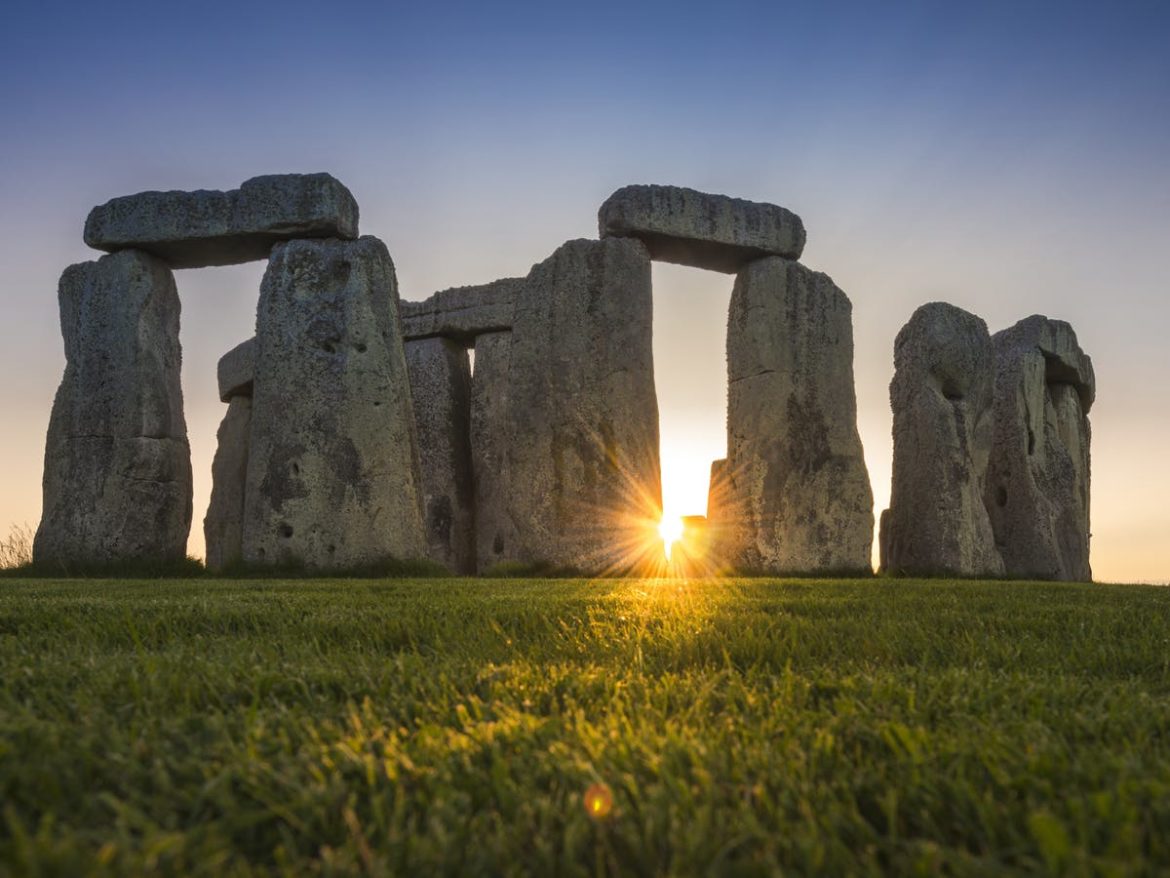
[658,515,684,559]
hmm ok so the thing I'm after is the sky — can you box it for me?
[1,0,1167,582]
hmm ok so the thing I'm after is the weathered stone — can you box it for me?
[469,331,517,573]
[598,184,806,273]
[84,174,359,268]
[217,338,255,401]
[401,277,520,342]
[878,508,892,575]
[34,250,192,566]
[886,303,1003,577]
[721,256,873,574]
[472,238,663,574]
[986,316,1094,580]
[204,397,251,572]
[405,337,475,574]
[241,236,426,569]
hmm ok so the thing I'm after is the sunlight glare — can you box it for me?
[659,515,684,560]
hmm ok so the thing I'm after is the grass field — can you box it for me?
[1,577,1168,875]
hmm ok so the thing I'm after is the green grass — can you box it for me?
[1,578,1168,876]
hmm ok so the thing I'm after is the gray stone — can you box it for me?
[598,184,806,273]
[84,173,359,268]
[721,256,873,574]
[217,338,255,401]
[401,277,520,342]
[472,238,663,575]
[241,236,426,570]
[986,316,1094,580]
[34,250,192,566]
[469,331,517,573]
[886,303,1003,577]
[405,337,475,574]
[204,397,251,572]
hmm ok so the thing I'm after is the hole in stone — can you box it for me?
[355,342,367,353]
[292,462,300,476]
[279,523,294,538]
[257,547,266,559]
[996,486,1007,507]
[373,400,382,407]
[322,341,336,354]
[327,544,336,554]
[1027,428,1036,455]
[651,263,734,563]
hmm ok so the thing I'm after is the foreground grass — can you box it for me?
[1,578,1168,876]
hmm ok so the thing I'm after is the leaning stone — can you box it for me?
[722,256,873,574]
[401,277,520,342]
[886,303,1003,577]
[241,236,426,570]
[986,316,1094,580]
[34,250,192,566]
[84,173,359,268]
[474,238,663,575]
[204,397,251,571]
[217,338,255,401]
[598,184,805,273]
[469,331,517,573]
[405,337,475,574]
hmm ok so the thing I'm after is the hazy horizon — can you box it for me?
[2,0,1167,582]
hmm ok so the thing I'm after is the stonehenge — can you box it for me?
[35,172,1095,580]
[883,303,1003,578]
[35,250,192,566]
[84,174,359,268]
[882,307,1094,580]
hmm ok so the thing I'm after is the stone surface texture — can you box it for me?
[241,236,426,569]
[986,315,1094,580]
[34,250,192,565]
[598,184,806,273]
[469,331,517,573]
[203,397,252,572]
[886,302,1003,577]
[217,338,255,401]
[405,337,475,574]
[721,256,873,574]
[472,238,663,574]
[84,174,359,269]
[400,277,520,342]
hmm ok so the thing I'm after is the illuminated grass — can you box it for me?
[1,578,1168,874]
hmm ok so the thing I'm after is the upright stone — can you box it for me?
[722,256,873,574]
[886,303,1003,577]
[204,397,251,572]
[470,331,517,573]
[599,184,806,273]
[496,237,663,574]
[84,174,359,268]
[241,236,426,570]
[34,250,192,566]
[986,316,1094,580]
[405,337,475,574]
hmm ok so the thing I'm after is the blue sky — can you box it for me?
[1,0,1168,579]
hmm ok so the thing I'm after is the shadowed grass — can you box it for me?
[0,577,1168,874]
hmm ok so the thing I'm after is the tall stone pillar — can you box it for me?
[986,316,1094,581]
[405,337,475,574]
[34,250,192,566]
[470,331,516,573]
[241,236,426,570]
[885,302,1002,577]
[722,256,873,574]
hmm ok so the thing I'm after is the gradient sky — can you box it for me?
[2,0,1167,582]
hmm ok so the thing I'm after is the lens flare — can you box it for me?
[583,782,613,820]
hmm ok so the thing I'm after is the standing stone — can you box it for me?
[84,174,360,268]
[241,236,426,570]
[34,250,192,566]
[886,303,1003,577]
[722,256,873,574]
[204,396,252,572]
[475,238,663,574]
[986,316,1094,580]
[599,184,806,273]
[470,331,517,573]
[405,337,475,574]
